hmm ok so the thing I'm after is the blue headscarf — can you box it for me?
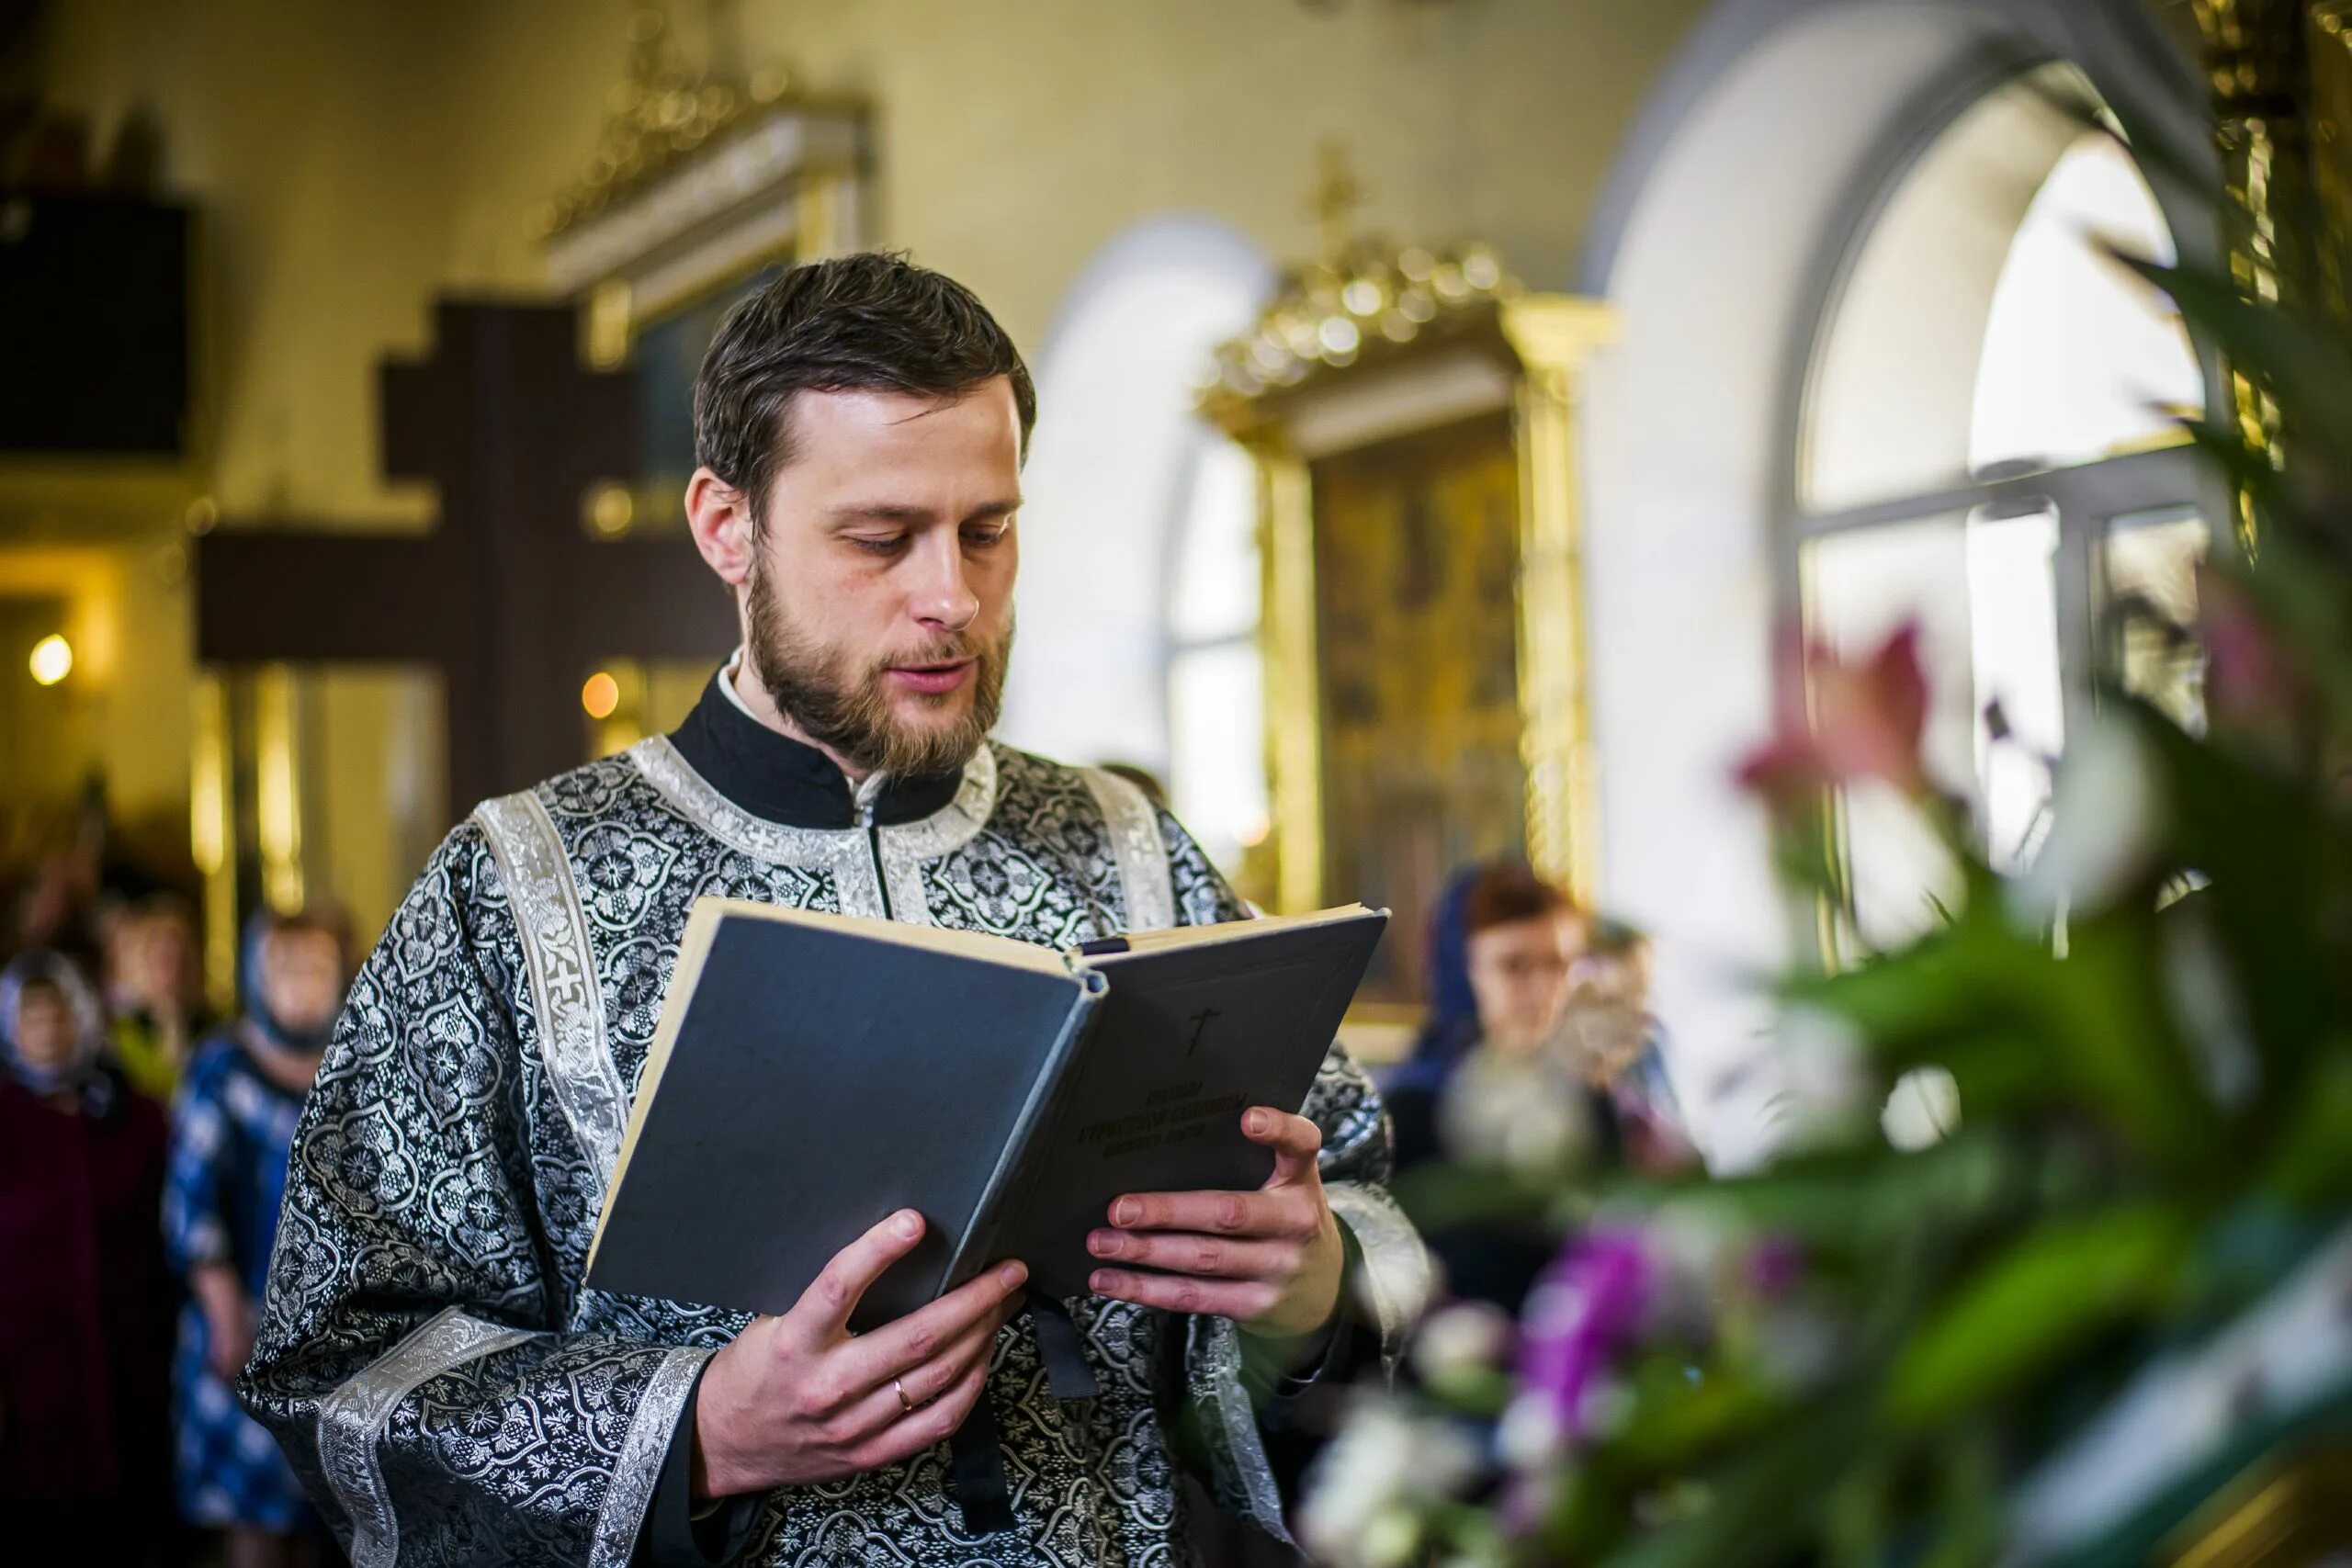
[1382,863,1487,1097]
[0,948,114,1106]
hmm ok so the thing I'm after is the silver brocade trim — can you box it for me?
[1079,767,1176,932]
[1326,1180,1434,1369]
[588,1345,714,1568]
[1185,1314,1291,1541]
[475,792,631,1187]
[626,737,885,918]
[875,744,1000,925]
[316,1308,537,1568]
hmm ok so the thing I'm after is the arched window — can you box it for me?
[1001,220,1272,870]
[1575,0,2214,1166]
[1794,62,2211,946]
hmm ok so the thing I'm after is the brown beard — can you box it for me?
[744,558,1010,778]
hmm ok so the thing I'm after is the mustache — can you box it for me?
[869,631,999,671]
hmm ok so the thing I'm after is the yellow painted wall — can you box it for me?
[10,0,1708,938]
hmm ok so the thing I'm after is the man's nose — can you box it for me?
[909,533,979,632]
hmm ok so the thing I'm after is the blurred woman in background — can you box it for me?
[107,896,211,1102]
[164,908,348,1568]
[1385,864,1701,1309]
[1384,862,1592,1307]
[0,948,175,1564]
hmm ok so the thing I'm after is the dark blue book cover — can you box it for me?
[586,901,1384,1326]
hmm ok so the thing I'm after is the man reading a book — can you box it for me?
[241,251,1428,1567]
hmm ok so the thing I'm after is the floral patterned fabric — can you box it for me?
[243,732,1415,1567]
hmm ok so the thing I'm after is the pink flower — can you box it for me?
[2199,566,2305,743]
[1737,625,1931,817]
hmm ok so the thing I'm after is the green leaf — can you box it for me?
[1886,1204,2185,1426]
[2256,1042,2352,1207]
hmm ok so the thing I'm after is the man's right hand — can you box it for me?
[691,1209,1026,1498]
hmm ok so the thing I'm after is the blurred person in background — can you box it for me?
[108,895,213,1102]
[1557,919,1700,1175]
[164,909,349,1568]
[1384,861,1592,1308]
[0,948,176,1564]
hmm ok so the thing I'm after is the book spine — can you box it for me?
[940,972,1107,1292]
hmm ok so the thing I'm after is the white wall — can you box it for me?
[1000,219,1270,769]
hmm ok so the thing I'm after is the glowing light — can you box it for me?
[28,634,72,686]
[581,670,621,719]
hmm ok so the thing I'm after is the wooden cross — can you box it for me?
[195,299,735,816]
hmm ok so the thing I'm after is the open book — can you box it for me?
[584,898,1386,1325]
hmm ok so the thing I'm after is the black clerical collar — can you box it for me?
[667,668,967,829]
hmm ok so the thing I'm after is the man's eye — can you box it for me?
[850,535,907,556]
[964,525,1010,549]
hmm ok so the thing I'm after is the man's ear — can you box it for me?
[685,467,756,587]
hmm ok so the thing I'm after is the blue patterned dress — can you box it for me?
[164,1032,318,1530]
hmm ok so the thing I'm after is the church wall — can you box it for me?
[19,0,1708,939]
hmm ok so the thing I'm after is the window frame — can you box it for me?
[1773,51,2228,940]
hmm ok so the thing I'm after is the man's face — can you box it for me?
[741,380,1023,778]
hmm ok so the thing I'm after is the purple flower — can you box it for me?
[1514,1229,1650,1440]
[1748,1235,1804,1299]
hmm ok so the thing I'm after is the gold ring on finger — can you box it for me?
[894,1376,915,1414]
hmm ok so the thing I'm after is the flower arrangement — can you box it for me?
[1302,89,2352,1568]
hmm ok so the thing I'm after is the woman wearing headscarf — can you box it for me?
[0,948,176,1563]
[164,908,349,1568]
[1379,862,1595,1309]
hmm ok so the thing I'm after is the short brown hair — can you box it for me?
[694,251,1036,527]
[1460,861,1577,937]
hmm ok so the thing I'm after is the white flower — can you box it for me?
[1300,1399,1482,1568]
[1411,1301,1514,1390]
[1495,1389,1566,1472]
[2009,715,2162,922]
[1882,1065,1962,1151]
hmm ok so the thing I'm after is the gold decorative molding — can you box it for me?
[536,6,866,336]
[1202,146,1616,913]
[1503,297,1618,902]
[189,669,235,1010]
[1261,456,1323,914]
[1199,144,1520,436]
[531,6,831,243]
[254,663,305,914]
[2162,1447,2352,1566]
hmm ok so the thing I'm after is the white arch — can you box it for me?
[999,218,1273,770]
[1572,0,2209,1168]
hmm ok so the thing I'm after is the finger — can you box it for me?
[1087,1227,1297,1281]
[1088,1267,1282,1322]
[1241,1107,1323,1185]
[853,1346,993,1470]
[1107,1188,1310,1240]
[836,1259,1027,1391]
[829,1307,1003,1446]
[782,1209,928,1346]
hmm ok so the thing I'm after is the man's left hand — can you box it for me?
[1086,1108,1343,1341]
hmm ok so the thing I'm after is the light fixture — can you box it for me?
[28,634,72,686]
[582,670,621,719]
